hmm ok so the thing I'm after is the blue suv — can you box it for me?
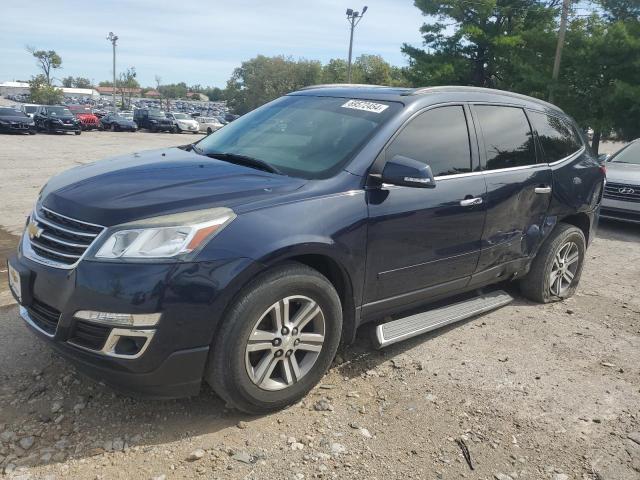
[7,85,605,413]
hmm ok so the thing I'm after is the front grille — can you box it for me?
[28,207,105,267]
[603,182,640,203]
[69,321,111,350]
[27,299,61,335]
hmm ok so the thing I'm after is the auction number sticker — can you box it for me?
[341,99,389,113]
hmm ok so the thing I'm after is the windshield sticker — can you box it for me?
[341,99,389,114]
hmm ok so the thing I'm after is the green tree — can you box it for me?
[73,77,92,88]
[224,55,322,114]
[26,46,62,85]
[61,76,74,87]
[402,0,558,92]
[29,74,63,104]
[321,58,349,83]
[555,14,640,153]
[99,80,114,87]
[117,67,139,108]
[202,86,224,101]
[322,55,408,86]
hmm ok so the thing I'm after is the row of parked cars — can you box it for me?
[0,104,230,135]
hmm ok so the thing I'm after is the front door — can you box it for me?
[363,105,487,318]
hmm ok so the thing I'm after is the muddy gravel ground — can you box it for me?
[0,132,638,480]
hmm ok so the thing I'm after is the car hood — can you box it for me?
[0,115,33,123]
[606,162,640,185]
[40,147,307,226]
[115,119,136,126]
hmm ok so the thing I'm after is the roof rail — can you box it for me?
[404,86,559,110]
[299,84,388,91]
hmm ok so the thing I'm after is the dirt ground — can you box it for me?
[0,131,638,480]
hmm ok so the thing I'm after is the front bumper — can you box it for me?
[7,249,260,398]
[50,122,80,132]
[601,197,640,224]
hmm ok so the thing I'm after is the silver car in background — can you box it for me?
[196,116,225,134]
[601,139,640,224]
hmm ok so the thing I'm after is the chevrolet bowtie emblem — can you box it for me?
[27,220,44,239]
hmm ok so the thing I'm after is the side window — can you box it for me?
[528,111,582,162]
[385,106,472,177]
[475,106,536,170]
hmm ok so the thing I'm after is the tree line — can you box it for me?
[23,0,639,152]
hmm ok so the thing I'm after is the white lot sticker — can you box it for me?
[341,99,389,114]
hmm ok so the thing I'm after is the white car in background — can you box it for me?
[196,116,225,134]
[166,112,200,134]
[20,104,40,118]
[601,139,640,224]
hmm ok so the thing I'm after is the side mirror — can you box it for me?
[597,153,610,164]
[380,155,436,188]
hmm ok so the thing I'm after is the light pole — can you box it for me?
[346,6,367,83]
[106,32,118,112]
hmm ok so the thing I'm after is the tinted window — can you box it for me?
[611,141,640,165]
[476,106,536,170]
[528,111,582,162]
[386,106,472,177]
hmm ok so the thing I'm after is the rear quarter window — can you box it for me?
[528,111,582,163]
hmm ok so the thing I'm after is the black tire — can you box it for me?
[75,130,81,135]
[111,124,116,132]
[206,263,342,414]
[207,128,212,135]
[519,224,586,303]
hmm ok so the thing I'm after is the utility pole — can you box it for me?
[346,6,368,83]
[107,32,118,112]
[549,0,570,103]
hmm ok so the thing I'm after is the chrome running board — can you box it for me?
[374,290,513,348]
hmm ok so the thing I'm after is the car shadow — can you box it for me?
[596,218,640,243]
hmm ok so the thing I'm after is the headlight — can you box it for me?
[94,207,236,259]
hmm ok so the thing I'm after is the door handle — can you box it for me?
[460,197,483,207]
[534,186,552,194]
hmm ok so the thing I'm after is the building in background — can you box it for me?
[0,81,100,99]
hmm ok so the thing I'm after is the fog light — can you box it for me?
[74,311,161,327]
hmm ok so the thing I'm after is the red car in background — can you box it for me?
[68,105,100,131]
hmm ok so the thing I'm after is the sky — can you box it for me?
[0,0,426,88]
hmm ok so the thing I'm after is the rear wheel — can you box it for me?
[206,263,342,414]
[519,224,586,303]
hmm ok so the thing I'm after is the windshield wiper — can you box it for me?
[204,151,282,175]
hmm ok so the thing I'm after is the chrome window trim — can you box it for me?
[19,306,56,338]
[547,146,585,166]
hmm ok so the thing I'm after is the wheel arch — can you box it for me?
[559,212,591,244]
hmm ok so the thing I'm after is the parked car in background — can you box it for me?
[120,111,135,122]
[7,86,604,414]
[68,105,100,131]
[20,104,40,118]
[196,116,225,134]
[167,112,200,134]
[601,139,640,224]
[133,108,174,132]
[34,106,81,134]
[100,113,137,132]
[0,107,36,134]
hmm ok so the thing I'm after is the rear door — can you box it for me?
[471,104,552,272]
[363,104,487,316]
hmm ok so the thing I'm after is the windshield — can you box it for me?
[24,106,38,113]
[0,108,25,117]
[149,110,165,119]
[611,142,640,165]
[172,113,190,119]
[48,107,72,116]
[121,112,133,119]
[196,95,399,179]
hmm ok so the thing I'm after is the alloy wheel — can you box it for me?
[245,295,325,391]
[549,241,580,297]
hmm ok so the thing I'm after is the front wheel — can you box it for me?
[75,130,81,135]
[206,263,342,414]
[519,224,586,303]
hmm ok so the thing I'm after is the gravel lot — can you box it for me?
[0,132,638,479]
